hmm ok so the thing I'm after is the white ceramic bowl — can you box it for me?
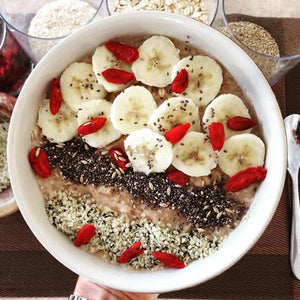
[8,12,287,293]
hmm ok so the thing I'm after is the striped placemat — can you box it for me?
[0,65,299,300]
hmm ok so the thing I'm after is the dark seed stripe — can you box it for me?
[42,138,245,229]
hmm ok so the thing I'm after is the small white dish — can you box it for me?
[0,187,17,217]
[0,94,18,218]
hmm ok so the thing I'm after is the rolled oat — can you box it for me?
[111,0,210,24]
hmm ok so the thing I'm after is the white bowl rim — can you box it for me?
[8,11,287,293]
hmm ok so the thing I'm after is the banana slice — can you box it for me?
[202,94,251,138]
[172,131,217,177]
[111,86,157,135]
[38,99,77,143]
[171,55,223,107]
[92,45,132,92]
[218,133,265,176]
[60,62,107,111]
[149,96,200,134]
[124,128,173,175]
[132,35,180,87]
[77,99,121,148]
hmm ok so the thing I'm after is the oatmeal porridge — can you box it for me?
[29,35,267,269]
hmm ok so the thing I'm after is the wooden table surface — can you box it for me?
[0,48,299,300]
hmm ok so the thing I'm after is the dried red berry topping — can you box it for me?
[226,116,258,131]
[208,122,225,151]
[77,117,107,136]
[74,224,96,247]
[165,123,191,144]
[105,41,139,63]
[28,147,51,178]
[102,68,135,84]
[108,147,128,171]
[225,166,267,192]
[49,78,62,115]
[167,169,189,186]
[152,251,185,269]
[171,69,189,94]
[118,241,144,263]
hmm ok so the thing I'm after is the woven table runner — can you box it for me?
[0,65,299,300]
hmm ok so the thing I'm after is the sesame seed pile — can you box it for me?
[46,189,224,268]
[227,21,280,57]
[42,138,245,229]
[218,21,280,83]
[0,122,10,193]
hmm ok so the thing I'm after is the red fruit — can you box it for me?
[208,122,225,151]
[28,147,51,178]
[165,123,191,144]
[167,169,189,186]
[225,166,267,192]
[77,118,107,136]
[226,116,257,131]
[101,68,135,84]
[49,78,62,115]
[105,41,139,63]
[108,147,128,171]
[118,241,144,263]
[74,224,96,247]
[171,69,189,94]
[152,251,185,269]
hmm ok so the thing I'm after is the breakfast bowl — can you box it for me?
[7,12,286,293]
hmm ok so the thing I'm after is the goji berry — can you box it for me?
[105,41,139,63]
[108,147,128,171]
[102,68,135,84]
[167,169,189,186]
[226,116,257,131]
[118,241,144,263]
[49,78,62,115]
[225,166,267,192]
[74,224,96,247]
[171,69,189,94]
[77,117,107,136]
[28,147,51,178]
[152,251,185,269]
[165,123,191,144]
[208,122,225,151]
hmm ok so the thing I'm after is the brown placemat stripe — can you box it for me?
[0,250,293,299]
[0,211,44,251]
[285,65,300,116]
[250,192,289,255]
[160,255,292,300]
[0,250,77,297]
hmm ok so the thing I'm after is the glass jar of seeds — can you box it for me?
[212,0,300,85]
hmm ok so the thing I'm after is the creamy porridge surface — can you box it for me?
[31,35,266,269]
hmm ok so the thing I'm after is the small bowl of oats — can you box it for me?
[0,92,18,217]
[106,0,219,25]
[8,12,286,293]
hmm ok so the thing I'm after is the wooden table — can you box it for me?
[0,63,299,300]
